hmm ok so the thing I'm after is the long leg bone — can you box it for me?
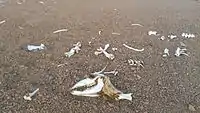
[103,67,118,75]
[91,65,118,76]
[53,29,68,34]
[91,65,108,76]
[131,23,143,27]
[123,44,144,52]
[24,88,39,101]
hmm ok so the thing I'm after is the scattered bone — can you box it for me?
[0,20,6,25]
[39,1,44,4]
[104,70,118,75]
[26,43,46,52]
[131,24,143,27]
[135,74,142,79]
[117,93,133,101]
[128,59,134,66]
[91,65,118,77]
[112,48,118,51]
[53,29,68,34]
[188,104,196,111]
[128,59,144,68]
[112,32,120,35]
[70,76,100,90]
[159,36,166,40]
[23,88,39,101]
[175,47,188,57]
[98,30,102,35]
[71,77,104,97]
[17,1,22,4]
[133,74,142,79]
[123,44,144,52]
[18,26,24,29]
[65,42,81,57]
[168,35,177,39]
[162,48,170,57]
[180,42,186,47]
[88,41,92,46]
[95,44,115,60]
[57,63,67,67]
[70,74,132,101]
[17,0,25,4]
[148,31,159,36]
[182,33,195,38]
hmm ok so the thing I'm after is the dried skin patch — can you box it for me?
[101,76,121,100]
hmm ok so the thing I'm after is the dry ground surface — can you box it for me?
[0,0,200,113]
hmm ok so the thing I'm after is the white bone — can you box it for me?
[65,42,81,57]
[123,44,144,52]
[95,44,115,60]
[71,78,104,96]
[175,47,188,57]
[148,31,158,36]
[23,88,39,101]
[53,29,68,34]
[70,76,99,90]
[117,93,133,101]
[27,43,46,51]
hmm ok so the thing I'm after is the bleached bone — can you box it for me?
[27,44,46,51]
[70,76,100,90]
[65,42,81,57]
[95,44,115,60]
[123,44,144,52]
[175,47,188,57]
[91,65,118,76]
[71,78,104,96]
[53,29,68,34]
[163,48,169,57]
[23,88,39,101]
[148,31,159,36]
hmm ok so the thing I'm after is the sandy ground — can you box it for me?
[0,0,200,113]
